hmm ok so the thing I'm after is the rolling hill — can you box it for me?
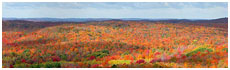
[2,18,228,68]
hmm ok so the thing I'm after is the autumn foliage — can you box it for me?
[2,20,228,68]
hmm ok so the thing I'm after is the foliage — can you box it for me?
[185,47,213,57]
[87,50,110,58]
[2,21,228,68]
[108,60,131,65]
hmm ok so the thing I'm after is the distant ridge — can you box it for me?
[155,17,228,23]
[2,17,228,23]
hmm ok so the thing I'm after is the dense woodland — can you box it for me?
[2,20,228,68]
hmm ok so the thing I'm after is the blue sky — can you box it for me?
[2,2,228,19]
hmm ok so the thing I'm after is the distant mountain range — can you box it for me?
[2,17,228,23]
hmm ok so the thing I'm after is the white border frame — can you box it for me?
[0,0,229,70]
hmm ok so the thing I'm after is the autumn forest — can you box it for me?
[2,18,228,68]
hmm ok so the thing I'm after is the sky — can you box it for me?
[2,2,228,19]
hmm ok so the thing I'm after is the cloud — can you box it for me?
[3,2,228,9]
[2,2,228,19]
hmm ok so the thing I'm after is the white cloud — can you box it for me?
[2,2,228,19]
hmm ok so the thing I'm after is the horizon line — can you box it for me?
[2,17,228,20]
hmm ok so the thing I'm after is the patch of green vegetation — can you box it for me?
[30,64,42,68]
[14,63,29,68]
[87,50,110,58]
[101,49,109,54]
[152,63,163,68]
[23,49,31,57]
[185,47,213,57]
[83,60,102,65]
[152,48,156,52]
[3,56,17,63]
[59,54,67,60]
[14,62,62,68]
[42,62,61,68]
[108,60,131,65]
[121,51,130,58]
[122,51,130,55]
[23,49,30,53]
[152,63,171,68]
[10,52,18,56]
[222,48,228,52]
[161,33,170,38]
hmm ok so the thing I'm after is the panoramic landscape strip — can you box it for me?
[2,2,228,68]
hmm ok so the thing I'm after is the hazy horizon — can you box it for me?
[2,17,227,20]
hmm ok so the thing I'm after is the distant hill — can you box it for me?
[2,20,78,32]
[2,17,228,23]
[2,18,113,22]
[195,17,228,23]
[2,17,228,32]
[150,17,228,23]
